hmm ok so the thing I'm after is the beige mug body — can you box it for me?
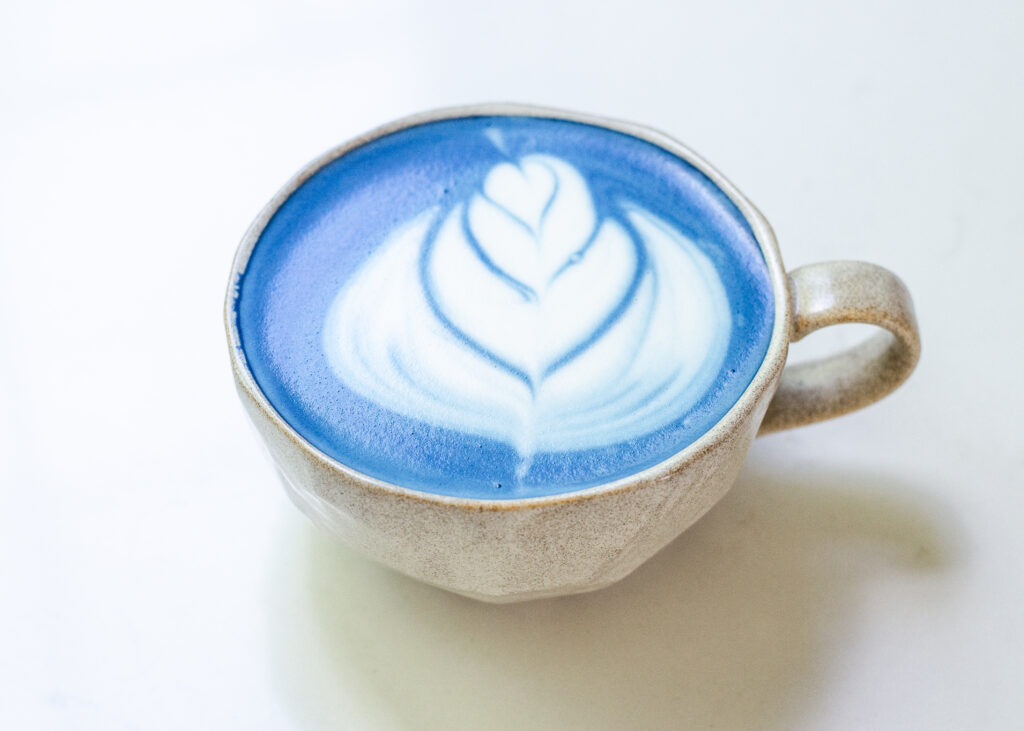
[226,104,920,602]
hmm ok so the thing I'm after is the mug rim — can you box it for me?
[224,102,792,510]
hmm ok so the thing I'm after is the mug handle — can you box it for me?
[759,260,921,434]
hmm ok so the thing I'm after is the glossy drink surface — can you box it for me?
[234,115,774,498]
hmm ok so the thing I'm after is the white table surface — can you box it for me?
[2,0,1022,728]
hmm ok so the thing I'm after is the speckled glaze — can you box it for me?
[225,104,920,602]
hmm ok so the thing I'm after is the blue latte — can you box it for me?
[234,115,774,499]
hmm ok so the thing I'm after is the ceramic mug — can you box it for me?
[225,104,920,602]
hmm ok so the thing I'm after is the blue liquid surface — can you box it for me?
[235,116,774,498]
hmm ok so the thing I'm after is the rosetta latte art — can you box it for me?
[324,148,732,470]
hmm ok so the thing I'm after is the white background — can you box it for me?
[2,0,1022,728]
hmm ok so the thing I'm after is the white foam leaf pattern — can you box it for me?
[323,151,732,467]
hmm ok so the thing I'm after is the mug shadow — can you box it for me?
[267,445,958,730]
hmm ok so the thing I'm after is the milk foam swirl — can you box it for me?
[323,149,731,466]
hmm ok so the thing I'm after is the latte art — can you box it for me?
[323,149,731,466]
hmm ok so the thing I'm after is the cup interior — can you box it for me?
[226,105,791,502]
